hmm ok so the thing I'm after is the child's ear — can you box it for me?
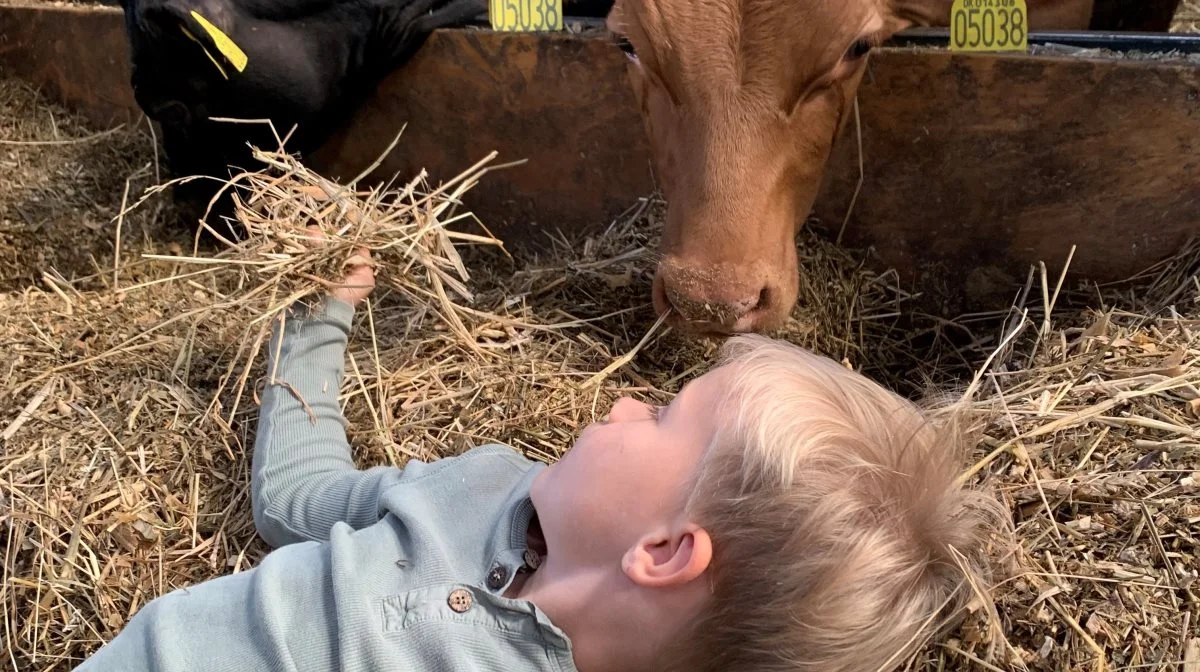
[622,524,712,588]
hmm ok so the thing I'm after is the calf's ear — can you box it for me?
[142,0,235,44]
[142,0,246,75]
[142,0,219,30]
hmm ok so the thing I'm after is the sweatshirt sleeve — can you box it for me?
[250,296,409,548]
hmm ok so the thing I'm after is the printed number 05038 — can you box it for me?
[490,0,561,31]
[951,7,1026,50]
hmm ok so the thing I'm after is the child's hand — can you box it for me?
[304,226,376,307]
[333,249,376,307]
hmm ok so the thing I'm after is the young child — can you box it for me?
[76,248,1009,672]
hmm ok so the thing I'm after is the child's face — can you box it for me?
[530,366,732,567]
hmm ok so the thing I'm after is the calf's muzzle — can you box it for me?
[653,248,798,335]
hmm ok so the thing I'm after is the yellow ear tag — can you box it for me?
[489,0,562,31]
[180,26,230,79]
[188,10,248,72]
[949,0,1028,52]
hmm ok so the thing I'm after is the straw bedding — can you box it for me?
[1174,1,1200,32]
[0,82,170,293]
[2,78,1198,672]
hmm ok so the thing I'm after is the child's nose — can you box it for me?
[606,397,650,423]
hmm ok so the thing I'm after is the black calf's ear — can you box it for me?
[143,0,247,76]
[141,0,202,34]
[186,10,247,73]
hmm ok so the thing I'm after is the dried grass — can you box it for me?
[2,78,1199,672]
[0,79,172,293]
[1173,0,1200,33]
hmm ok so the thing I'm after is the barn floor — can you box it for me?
[1,76,1199,672]
[0,80,192,292]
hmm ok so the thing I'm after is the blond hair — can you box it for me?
[661,334,1011,672]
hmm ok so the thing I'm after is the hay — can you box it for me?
[2,79,1199,672]
[0,79,178,293]
[1173,0,1200,33]
[945,254,1200,671]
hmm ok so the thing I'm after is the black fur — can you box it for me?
[118,0,485,238]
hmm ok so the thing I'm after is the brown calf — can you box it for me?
[606,0,1095,334]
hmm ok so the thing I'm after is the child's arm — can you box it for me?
[250,246,401,548]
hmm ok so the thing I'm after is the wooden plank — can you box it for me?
[1,5,1197,308]
[814,50,1200,306]
[308,29,654,245]
[0,6,136,129]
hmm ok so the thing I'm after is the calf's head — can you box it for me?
[606,0,972,334]
[123,0,304,178]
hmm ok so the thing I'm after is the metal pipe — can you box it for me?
[464,18,1200,54]
[885,27,1200,52]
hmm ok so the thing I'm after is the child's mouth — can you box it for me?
[525,512,548,570]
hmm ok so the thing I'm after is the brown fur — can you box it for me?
[608,0,1095,333]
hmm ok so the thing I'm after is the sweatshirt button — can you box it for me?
[448,589,473,613]
[486,565,508,590]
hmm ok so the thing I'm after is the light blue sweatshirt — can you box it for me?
[75,297,577,671]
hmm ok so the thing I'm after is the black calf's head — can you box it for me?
[125,0,315,191]
[120,0,487,237]
[126,0,245,123]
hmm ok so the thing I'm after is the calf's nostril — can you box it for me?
[651,273,674,314]
[754,286,771,313]
[655,259,784,331]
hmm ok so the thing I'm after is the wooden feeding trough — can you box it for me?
[1,2,1198,308]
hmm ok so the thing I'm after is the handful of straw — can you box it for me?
[137,134,509,327]
[120,135,520,426]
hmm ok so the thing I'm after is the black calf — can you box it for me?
[119,0,485,238]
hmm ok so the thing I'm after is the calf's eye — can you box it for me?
[845,38,873,61]
[614,35,639,63]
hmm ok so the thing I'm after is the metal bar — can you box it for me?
[887,27,1200,52]
[475,19,1200,54]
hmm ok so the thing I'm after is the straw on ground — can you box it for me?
[1,78,1198,672]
